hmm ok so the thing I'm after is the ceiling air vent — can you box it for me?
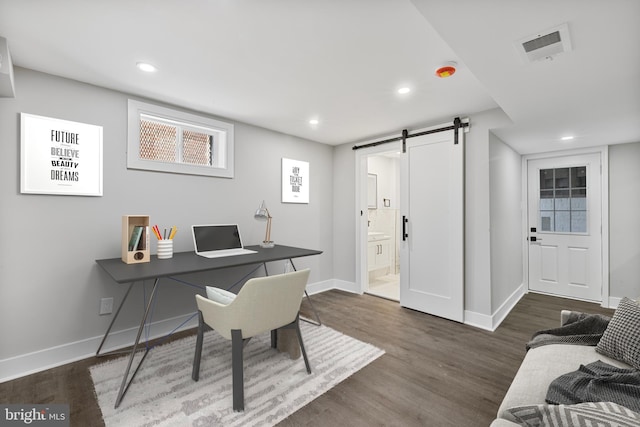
[516,23,572,63]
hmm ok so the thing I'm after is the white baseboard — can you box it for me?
[1,279,352,383]
[306,279,359,295]
[306,279,335,295]
[0,312,199,383]
[491,283,526,330]
[607,296,622,309]
[464,283,525,332]
[463,310,494,331]
[332,279,361,294]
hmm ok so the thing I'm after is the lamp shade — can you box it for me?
[254,201,270,220]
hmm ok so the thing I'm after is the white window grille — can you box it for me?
[539,166,587,233]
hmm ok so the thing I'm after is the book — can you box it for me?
[136,227,147,251]
[128,226,144,251]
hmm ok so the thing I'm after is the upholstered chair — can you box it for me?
[192,269,312,411]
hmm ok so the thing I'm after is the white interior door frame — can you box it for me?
[521,146,610,307]
[355,140,402,294]
[354,120,467,298]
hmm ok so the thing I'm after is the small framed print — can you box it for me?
[20,113,103,196]
[282,158,309,204]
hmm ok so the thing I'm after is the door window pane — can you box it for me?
[540,169,554,190]
[555,211,571,232]
[571,188,586,210]
[540,190,554,210]
[555,189,570,210]
[571,211,587,233]
[554,168,569,188]
[571,166,586,187]
[539,167,587,233]
[540,211,554,231]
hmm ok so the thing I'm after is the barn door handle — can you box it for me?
[402,216,408,241]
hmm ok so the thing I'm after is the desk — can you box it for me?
[95,244,322,408]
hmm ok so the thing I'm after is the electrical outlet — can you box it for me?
[100,297,114,315]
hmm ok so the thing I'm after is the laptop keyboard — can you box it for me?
[197,248,257,259]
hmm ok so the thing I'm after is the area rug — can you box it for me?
[90,323,384,426]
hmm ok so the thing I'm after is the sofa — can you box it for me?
[491,297,640,426]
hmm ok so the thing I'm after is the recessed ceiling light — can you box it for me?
[397,87,411,94]
[561,136,575,141]
[136,62,157,73]
[309,119,319,125]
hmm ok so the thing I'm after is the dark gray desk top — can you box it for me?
[96,245,322,284]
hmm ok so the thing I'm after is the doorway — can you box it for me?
[355,121,466,323]
[525,149,608,303]
[366,152,401,301]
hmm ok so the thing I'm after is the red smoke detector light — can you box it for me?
[435,62,457,78]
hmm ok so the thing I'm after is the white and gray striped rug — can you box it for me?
[90,323,384,426]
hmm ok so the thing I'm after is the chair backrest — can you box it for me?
[196,269,310,340]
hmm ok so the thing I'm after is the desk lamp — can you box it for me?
[254,200,275,248]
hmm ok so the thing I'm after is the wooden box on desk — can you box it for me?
[122,215,150,264]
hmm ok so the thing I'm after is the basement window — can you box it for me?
[127,100,234,178]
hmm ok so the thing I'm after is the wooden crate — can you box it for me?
[121,215,150,264]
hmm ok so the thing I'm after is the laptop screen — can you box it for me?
[192,225,243,252]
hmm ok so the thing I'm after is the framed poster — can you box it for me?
[21,113,103,196]
[282,158,309,203]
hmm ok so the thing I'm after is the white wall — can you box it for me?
[489,133,524,313]
[0,68,334,379]
[332,143,356,282]
[609,142,640,300]
[463,109,513,320]
[367,155,399,210]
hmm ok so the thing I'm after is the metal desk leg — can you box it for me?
[114,278,160,409]
[289,259,321,326]
[96,281,135,357]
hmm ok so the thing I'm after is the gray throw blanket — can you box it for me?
[546,360,640,412]
[526,312,611,350]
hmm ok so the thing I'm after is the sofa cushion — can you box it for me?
[497,344,632,419]
[489,419,519,427]
[503,401,640,426]
[596,297,640,370]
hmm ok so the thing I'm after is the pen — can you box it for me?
[152,225,162,240]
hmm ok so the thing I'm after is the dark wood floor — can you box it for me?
[0,291,614,427]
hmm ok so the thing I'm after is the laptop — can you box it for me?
[192,224,258,258]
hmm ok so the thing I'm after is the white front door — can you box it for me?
[399,129,464,322]
[527,153,602,301]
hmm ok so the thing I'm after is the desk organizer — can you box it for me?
[122,215,150,264]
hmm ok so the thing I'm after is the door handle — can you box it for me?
[402,216,408,241]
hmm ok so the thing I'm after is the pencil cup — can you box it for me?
[157,239,173,259]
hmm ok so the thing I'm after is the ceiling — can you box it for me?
[1,0,638,154]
